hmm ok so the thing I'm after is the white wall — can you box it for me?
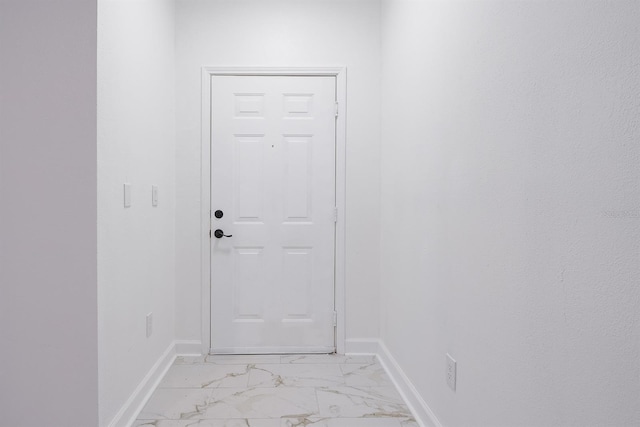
[174,0,382,346]
[97,0,176,425]
[0,0,99,426]
[380,1,640,426]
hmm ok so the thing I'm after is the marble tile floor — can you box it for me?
[134,354,419,427]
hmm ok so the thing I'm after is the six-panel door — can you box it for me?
[210,75,337,354]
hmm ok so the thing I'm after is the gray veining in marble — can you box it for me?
[248,364,345,388]
[133,419,418,427]
[160,364,252,388]
[136,354,418,427]
[341,363,393,387]
[316,386,410,419]
[279,354,376,365]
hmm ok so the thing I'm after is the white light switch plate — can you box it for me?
[124,183,132,208]
[146,312,153,338]
[446,353,457,391]
[152,185,158,207]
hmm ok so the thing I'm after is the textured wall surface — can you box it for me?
[174,0,382,346]
[97,0,176,425]
[0,0,99,426]
[379,1,640,426]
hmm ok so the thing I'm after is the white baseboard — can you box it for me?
[345,338,380,354]
[175,339,203,355]
[377,340,443,427]
[107,341,176,427]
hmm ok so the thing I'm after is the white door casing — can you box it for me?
[200,67,347,356]
[209,74,338,354]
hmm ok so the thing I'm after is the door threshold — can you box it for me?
[209,346,336,355]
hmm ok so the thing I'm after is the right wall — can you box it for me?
[379,1,640,426]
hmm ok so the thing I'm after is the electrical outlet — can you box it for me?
[146,312,153,338]
[446,353,456,391]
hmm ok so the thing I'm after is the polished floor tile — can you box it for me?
[138,387,318,420]
[135,354,418,427]
[205,355,283,365]
[341,363,393,387]
[160,364,252,389]
[133,419,418,427]
[133,420,279,426]
[248,364,345,388]
[279,354,376,365]
[316,386,408,418]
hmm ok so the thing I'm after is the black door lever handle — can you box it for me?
[214,229,232,238]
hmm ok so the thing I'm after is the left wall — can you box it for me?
[98,0,176,425]
[0,1,98,425]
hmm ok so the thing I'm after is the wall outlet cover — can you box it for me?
[124,183,132,208]
[446,353,456,391]
[146,312,153,338]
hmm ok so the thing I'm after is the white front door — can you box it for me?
[210,75,336,354]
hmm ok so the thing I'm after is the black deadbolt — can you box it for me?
[214,210,223,219]
[214,229,232,238]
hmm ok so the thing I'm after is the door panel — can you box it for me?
[234,135,265,221]
[210,75,336,354]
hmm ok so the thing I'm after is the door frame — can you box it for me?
[200,67,347,355]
